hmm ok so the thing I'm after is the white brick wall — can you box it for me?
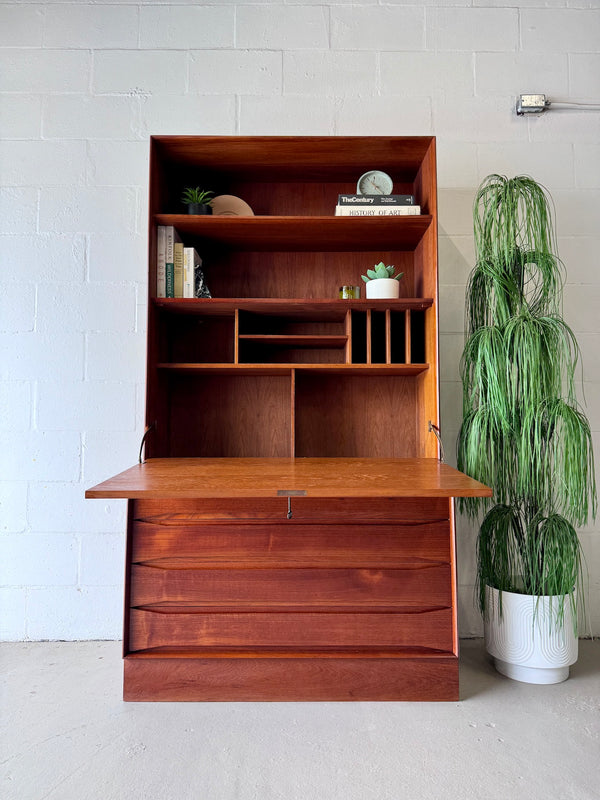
[1,0,599,640]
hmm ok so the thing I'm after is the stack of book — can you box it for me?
[334,194,420,216]
[156,225,203,298]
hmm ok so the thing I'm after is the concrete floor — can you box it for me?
[1,640,599,800]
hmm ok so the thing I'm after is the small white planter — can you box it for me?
[484,586,578,684]
[365,278,400,299]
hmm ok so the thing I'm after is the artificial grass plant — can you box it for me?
[457,175,596,627]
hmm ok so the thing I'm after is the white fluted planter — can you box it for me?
[484,586,578,684]
[365,278,399,299]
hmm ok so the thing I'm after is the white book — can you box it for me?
[156,226,166,297]
[183,247,202,298]
[334,205,420,216]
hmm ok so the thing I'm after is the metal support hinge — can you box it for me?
[138,423,155,464]
[428,421,446,463]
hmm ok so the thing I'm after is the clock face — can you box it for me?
[357,170,393,195]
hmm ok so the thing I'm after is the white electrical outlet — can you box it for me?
[516,94,549,115]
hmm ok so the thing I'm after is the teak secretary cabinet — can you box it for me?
[86,136,490,701]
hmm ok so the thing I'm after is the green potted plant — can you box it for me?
[181,187,214,215]
[361,262,404,299]
[457,174,596,684]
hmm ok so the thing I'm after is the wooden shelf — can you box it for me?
[153,297,434,316]
[156,363,430,376]
[238,334,348,348]
[152,135,435,181]
[154,214,432,251]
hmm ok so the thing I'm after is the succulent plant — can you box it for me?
[361,262,404,283]
[181,187,214,206]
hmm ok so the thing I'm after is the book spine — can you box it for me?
[174,242,184,298]
[164,226,181,298]
[184,248,203,298]
[183,248,192,298]
[334,205,421,216]
[156,226,166,298]
[337,194,415,205]
[183,247,195,298]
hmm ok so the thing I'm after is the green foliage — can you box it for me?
[361,262,404,283]
[457,174,596,628]
[181,187,214,206]
[478,507,585,630]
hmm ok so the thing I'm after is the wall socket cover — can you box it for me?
[516,94,548,115]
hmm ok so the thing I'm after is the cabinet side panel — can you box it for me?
[450,498,459,656]
[123,501,136,657]
[146,141,170,457]
[414,140,439,458]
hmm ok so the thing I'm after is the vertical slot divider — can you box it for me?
[345,309,352,364]
[385,308,391,365]
[405,310,412,364]
[234,307,239,364]
[366,309,372,365]
[290,368,296,457]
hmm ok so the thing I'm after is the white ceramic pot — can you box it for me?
[365,278,400,299]
[484,586,578,684]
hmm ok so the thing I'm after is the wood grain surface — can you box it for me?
[86,457,492,499]
[130,520,451,566]
[129,564,451,607]
[123,654,459,701]
[129,608,453,651]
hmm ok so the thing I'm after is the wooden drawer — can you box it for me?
[129,608,453,651]
[133,497,450,524]
[131,521,451,568]
[130,563,451,607]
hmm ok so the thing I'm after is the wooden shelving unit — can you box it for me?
[86,136,490,701]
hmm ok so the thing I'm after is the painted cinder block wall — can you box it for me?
[1,1,598,641]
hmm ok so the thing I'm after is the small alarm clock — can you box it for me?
[356,170,393,195]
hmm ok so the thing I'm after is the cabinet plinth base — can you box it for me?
[123,654,459,702]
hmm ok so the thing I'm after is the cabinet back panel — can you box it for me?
[216,181,418,217]
[239,344,346,365]
[198,252,415,301]
[168,374,291,458]
[156,173,419,216]
[295,375,417,457]
[166,316,235,363]
[239,314,346,336]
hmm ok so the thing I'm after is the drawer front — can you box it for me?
[130,564,451,607]
[129,608,453,651]
[131,521,451,567]
[133,497,450,524]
